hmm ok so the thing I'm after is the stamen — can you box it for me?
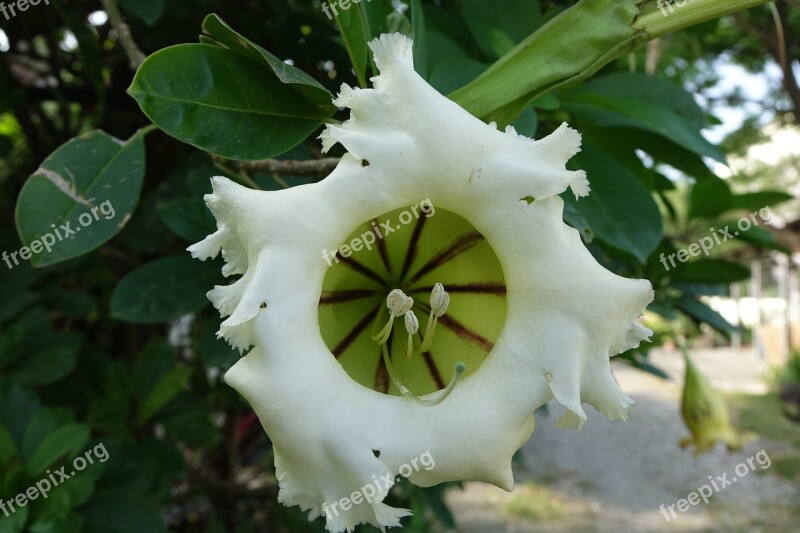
[382,343,466,407]
[419,283,450,353]
[404,310,419,358]
[373,289,413,344]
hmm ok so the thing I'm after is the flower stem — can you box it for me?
[632,0,772,38]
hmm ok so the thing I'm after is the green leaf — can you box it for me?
[118,0,165,26]
[110,255,220,323]
[675,296,738,335]
[669,259,750,284]
[460,0,539,59]
[27,423,90,476]
[82,491,166,533]
[411,0,428,79]
[0,323,25,369]
[131,340,175,401]
[580,72,707,130]
[566,92,725,163]
[736,224,787,252]
[565,144,662,262]
[689,176,732,218]
[331,1,370,87]
[0,425,16,465]
[15,130,146,267]
[360,0,389,41]
[0,383,40,445]
[0,506,27,533]
[730,191,793,212]
[429,58,489,95]
[157,198,216,243]
[137,367,192,425]
[200,15,335,113]
[451,0,646,121]
[12,345,80,386]
[128,44,327,160]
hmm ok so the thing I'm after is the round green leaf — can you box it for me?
[128,44,328,160]
[14,130,146,267]
[27,423,90,476]
[110,255,220,323]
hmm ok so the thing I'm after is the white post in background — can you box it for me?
[776,254,791,363]
[731,282,742,351]
[750,259,763,359]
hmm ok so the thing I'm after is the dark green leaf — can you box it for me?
[15,130,146,267]
[110,255,220,323]
[689,175,732,218]
[567,93,725,163]
[331,2,370,87]
[730,191,793,212]
[460,0,539,59]
[429,58,489,95]
[15,346,79,386]
[82,491,166,533]
[129,45,327,160]
[200,15,335,113]
[0,425,16,465]
[566,144,662,262]
[675,296,738,335]
[0,383,40,445]
[669,259,749,284]
[157,198,216,243]
[27,423,90,476]
[118,0,165,26]
[411,0,428,79]
[137,367,192,425]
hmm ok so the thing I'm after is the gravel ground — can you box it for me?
[445,348,799,532]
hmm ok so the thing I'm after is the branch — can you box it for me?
[215,156,341,177]
[101,0,145,71]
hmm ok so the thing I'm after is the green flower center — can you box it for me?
[318,204,507,396]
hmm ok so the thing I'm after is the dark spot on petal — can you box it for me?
[372,449,381,458]
[362,159,370,167]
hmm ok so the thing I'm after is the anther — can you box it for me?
[373,289,414,345]
[419,283,449,353]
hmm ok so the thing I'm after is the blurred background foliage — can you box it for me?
[0,0,797,531]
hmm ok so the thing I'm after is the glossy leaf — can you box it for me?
[567,92,725,163]
[27,423,90,476]
[129,45,328,160]
[730,191,793,212]
[689,175,732,218]
[411,0,428,79]
[137,367,192,425]
[450,0,646,121]
[15,130,146,267]
[331,2,370,87]
[82,491,166,533]
[157,198,216,243]
[566,144,662,263]
[110,255,220,323]
[669,259,750,284]
[675,296,738,335]
[200,14,335,113]
[119,0,165,26]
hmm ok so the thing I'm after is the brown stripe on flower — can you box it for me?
[332,304,381,358]
[416,302,494,353]
[399,215,428,281]
[319,289,379,305]
[408,231,484,283]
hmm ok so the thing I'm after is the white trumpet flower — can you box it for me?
[190,33,653,533]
